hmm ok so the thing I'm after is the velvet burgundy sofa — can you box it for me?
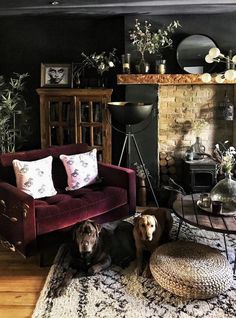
[0,143,136,257]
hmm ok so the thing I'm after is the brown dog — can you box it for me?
[133,208,173,276]
[54,219,135,296]
[71,219,112,275]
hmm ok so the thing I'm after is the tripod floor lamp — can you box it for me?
[108,102,159,207]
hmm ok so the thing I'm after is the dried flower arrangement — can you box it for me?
[133,162,151,179]
[78,48,119,76]
[213,140,236,174]
[129,19,181,60]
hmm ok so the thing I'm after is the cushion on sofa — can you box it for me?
[0,148,51,185]
[0,143,89,187]
[12,156,57,199]
[60,148,98,191]
[35,186,127,235]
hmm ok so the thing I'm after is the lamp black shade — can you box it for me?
[107,102,153,125]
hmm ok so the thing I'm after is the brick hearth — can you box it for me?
[118,74,236,185]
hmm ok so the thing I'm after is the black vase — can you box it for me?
[97,73,106,88]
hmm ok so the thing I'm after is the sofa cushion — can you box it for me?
[50,143,89,190]
[0,148,51,185]
[0,143,88,187]
[12,156,57,199]
[60,148,98,191]
[35,185,127,235]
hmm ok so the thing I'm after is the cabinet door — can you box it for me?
[42,96,75,147]
[76,97,111,162]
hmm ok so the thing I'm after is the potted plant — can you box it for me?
[74,48,119,87]
[129,19,181,73]
[0,73,30,153]
[211,141,236,211]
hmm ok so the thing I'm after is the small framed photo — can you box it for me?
[41,63,72,87]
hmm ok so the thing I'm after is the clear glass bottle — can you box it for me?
[190,137,205,160]
[121,53,131,74]
[210,172,236,211]
[155,59,166,74]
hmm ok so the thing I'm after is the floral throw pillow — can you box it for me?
[60,149,98,191]
[12,156,57,199]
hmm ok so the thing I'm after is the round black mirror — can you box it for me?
[107,102,153,125]
[177,34,217,74]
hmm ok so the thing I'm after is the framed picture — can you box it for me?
[41,63,72,87]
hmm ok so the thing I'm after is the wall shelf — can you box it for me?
[117,74,236,85]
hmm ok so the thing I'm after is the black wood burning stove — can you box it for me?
[184,158,217,193]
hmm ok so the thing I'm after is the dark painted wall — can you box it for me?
[0,15,125,151]
[1,13,236,179]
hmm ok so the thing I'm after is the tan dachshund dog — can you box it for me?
[133,208,173,276]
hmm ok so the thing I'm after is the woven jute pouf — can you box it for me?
[150,241,233,299]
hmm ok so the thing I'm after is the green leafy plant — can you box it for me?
[0,73,31,153]
[129,19,181,60]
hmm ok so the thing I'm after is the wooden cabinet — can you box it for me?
[36,88,112,163]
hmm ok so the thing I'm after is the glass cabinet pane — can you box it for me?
[81,103,90,122]
[94,127,102,146]
[50,102,59,121]
[50,126,60,145]
[61,102,71,122]
[82,126,91,144]
[93,103,102,122]
[97,151,103,162]
[63,128,74,144]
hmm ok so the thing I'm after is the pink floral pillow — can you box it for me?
[12,156,57,199]
[60,149,98,191]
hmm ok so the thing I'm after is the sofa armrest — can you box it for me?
[0,182,36,256]
[98,162,136,213]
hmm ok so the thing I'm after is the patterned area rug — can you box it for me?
[32,216,236,318]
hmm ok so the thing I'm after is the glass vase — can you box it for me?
[97,73,106,88]
[210,172,236,211]
[135,58,150,74]
[190,136,205,160]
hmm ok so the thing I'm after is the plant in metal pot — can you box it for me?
[129,19,181,73]
[133,162,151,206]
[0,73,31,153]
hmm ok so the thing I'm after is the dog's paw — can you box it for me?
[87,265,101,276]
[136,266,143,276]
[142,265,152,278]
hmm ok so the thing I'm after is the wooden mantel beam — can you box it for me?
[117,74,236,85]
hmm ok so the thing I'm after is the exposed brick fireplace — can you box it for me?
[158,84,235,184]
[118,74,236,189]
